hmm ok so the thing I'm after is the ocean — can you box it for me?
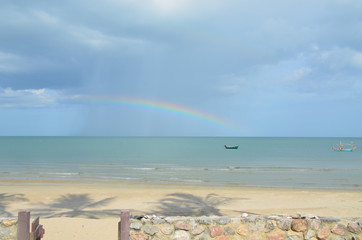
[0,137,361,189]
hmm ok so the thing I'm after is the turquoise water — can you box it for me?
[0,137,361,189]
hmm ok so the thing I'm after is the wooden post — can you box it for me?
[31,217,45,240]
[17,211,30,240]
[119,210,130,240]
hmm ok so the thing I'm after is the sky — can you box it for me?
[0,0,361,137]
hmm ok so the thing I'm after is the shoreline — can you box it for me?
[1,178,361,191]
[1,179,361,240]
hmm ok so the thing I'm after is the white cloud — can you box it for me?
[219,85,241,94]
[69,25,114,49]
[218,74,248,95]
[0,87,64,108]
[31,9,147,51]
[114,0,226,19]
[284,67,312,82]
[351,52,362,68]
[312,44,319,51]
[319,47,362,70]
[150,0,189,15]
[68,25,147,50]
[32,10,60,25]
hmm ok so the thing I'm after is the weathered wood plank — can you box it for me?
[17,211,30,240]
[31,217,39,233]
[120,210,130,240]
[33,224,45,240]
[32,216,45,240]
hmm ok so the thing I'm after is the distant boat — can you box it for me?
[224,145,239,149]
[332,142,356,152]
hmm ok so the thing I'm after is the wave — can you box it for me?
[45,172,82,176]
[123,167,159,171]
[2,166,360,176]
[1,164,361,190]
[224,166,362,172]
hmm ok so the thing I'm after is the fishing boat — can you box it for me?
[332,142,356,152]
[224,145,239,149]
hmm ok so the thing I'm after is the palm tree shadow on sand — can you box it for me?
[31,193,122,219]
[150,193,255,216]
[0,193,29,217]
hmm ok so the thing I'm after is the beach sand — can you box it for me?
[1,179,361,240]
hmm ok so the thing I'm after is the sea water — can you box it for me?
[0,137,361,189]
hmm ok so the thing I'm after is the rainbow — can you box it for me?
[69,97,240,131]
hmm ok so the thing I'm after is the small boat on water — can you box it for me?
[224,145,239,149]
[332,142,356,152]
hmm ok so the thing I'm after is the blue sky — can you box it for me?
[0,0,361,136]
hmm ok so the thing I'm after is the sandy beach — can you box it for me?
[1,179,361,240]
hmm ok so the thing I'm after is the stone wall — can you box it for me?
[129,215,362,240]
[0,218,17,240]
